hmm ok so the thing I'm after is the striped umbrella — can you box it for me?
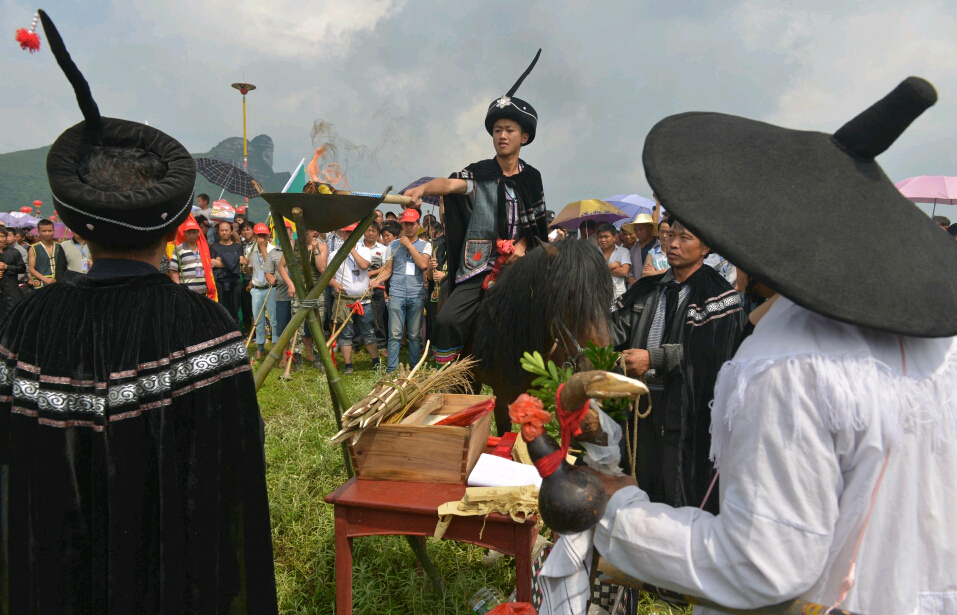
[399,177,441,207]
[195,157,264,200]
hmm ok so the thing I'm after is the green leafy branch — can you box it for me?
[520,351,573,413]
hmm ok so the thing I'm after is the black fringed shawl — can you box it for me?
[0,273,278,614]
[444,158,548,290]
[611,265,745,513]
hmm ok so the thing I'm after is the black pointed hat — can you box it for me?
[643,77,957,337]
[38,10,195,248]
[485,49,541,145]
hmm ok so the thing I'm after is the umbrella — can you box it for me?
[2,211,40,227]
[550,199,627,230]
[603,194,656,228]
[195,157,264,200]
[53,223,72,240]
[895,176,957,217]
[399,177,441,207]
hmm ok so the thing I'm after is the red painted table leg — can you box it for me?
[514,523,535,603]
[335,507,354,615]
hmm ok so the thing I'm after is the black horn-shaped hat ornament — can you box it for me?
[643,77,957,337]
[36,9,196,248]
[485,49,541,145]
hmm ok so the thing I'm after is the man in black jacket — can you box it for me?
[611,218,745,513]
[0,229,25,317]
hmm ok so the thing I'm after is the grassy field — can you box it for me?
[256,346,689,615]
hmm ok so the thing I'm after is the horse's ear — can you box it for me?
[543,243,559,258]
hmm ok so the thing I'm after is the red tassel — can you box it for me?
[15,28,40,53]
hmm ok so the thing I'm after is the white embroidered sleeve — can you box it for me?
[594,362,842,609]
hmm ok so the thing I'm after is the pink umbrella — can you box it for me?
[54,223,72,240]
[895,176,957,216]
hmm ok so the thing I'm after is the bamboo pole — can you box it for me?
[279,327,300,380]
[291,207,315,290]
[338,191,415,207]
[245,286,272,349]
[254,210,374,392]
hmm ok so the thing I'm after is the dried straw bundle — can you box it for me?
[330,342,476,445]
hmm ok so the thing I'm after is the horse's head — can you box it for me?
[472,237,614,390]
[540,239,613,371]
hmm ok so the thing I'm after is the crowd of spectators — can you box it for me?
[11,200,956,379]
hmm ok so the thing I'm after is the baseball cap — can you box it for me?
[181,218,200,232]
[398,208,420,223]
[253,223,270,236]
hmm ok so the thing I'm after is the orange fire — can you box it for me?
[307,146,346,188]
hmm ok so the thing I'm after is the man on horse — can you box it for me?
[402,50,549,366]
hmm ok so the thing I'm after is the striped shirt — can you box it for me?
[645,280,690,389]
[170,243,207,295]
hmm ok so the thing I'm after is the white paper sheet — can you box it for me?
[467,453,542,489]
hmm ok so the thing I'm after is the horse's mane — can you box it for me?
[472,238,613,391]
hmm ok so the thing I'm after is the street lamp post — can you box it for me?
[231,81,257,204]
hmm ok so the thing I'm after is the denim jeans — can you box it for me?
[341,305,376,347]
[251,286,277,345]
[387,294,424,372]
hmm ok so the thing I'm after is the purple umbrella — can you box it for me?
[3,211,40,227]
[895,176,957,217]
[603,194,656,228]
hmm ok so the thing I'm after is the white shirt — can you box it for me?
[540,297,957,615]
[330,244,372,299]
[604,245,631,299]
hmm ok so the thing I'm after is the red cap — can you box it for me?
[341,223,358,232]
[253,223,270,235]
[181,218,200,232]
[284,220,293,229]
[398,208,420,223]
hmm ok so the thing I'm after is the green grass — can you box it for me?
[256,345,692,615]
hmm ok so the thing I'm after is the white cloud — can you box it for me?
[126,0,406,60]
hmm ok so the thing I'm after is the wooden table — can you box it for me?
[325,477,538,615]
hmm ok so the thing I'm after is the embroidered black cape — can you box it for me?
[611,264,745,512]
[0,273,277,614]
[444,158,548,290]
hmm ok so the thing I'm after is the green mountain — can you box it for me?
[0,135,291,223]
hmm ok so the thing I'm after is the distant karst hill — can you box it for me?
[0,134,290,223]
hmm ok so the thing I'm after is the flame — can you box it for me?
[305,144,348,189]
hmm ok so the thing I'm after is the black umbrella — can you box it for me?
[195,157,264,200]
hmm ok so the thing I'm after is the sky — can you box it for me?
[3,0,957,218]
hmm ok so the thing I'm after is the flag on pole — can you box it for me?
[269,158,306,243]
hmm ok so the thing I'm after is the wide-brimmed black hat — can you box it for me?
[38,10,195,248]
[485,49,541,145]
[643,77,957,337]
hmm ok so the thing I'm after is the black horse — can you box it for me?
[469,238,615,435]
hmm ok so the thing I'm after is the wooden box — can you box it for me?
[348,394,494,484]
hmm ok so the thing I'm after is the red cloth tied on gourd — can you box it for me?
[533,383,589,478]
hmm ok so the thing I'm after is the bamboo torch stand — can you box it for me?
[253,195,447,596]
